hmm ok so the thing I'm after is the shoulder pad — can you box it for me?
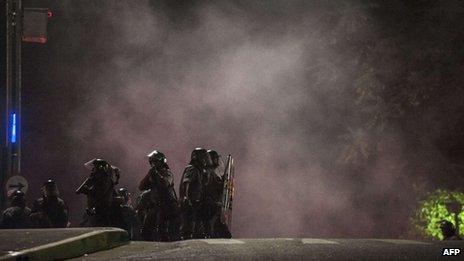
[184,165,199,173]
[57,198,66,205]
[140,189,152,198]
[162,163,170,169]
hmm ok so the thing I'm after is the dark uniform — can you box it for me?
[0,190,32,229]
[205,150,232,238]
[76,159,137,239]
[137,150,179,241]
[179,148,211,239]
[116,188,132,207]
[116,187,141,240]
[30,179,69,228]
[440,220,462,240]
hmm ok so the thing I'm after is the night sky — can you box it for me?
[12,0,464,238]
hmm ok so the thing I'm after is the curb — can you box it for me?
[0,228,129,260]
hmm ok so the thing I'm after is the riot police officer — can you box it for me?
[30,179,69,228]
[137,150,179,241]
[205,149,232,238]
[0,190,32,229]
[116,187,141,240]
[76,159,137,239]
[179,148,211,239]
[439,220,462,240]
[116,187,132,207]
[76,159,117,196]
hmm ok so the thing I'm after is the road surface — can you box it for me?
[73,238,464,260]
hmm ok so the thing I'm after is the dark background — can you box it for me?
[8,0,464,238]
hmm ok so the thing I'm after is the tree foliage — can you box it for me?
[412,189,464,240]
[339,1,464,187]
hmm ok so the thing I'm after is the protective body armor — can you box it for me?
[179,165,206,204]
[0,207,32,229]
[179,163,210,239]
[77,159,137,239]
[140,165,177,204]
[137,163,179,241]
[31,197,68,228]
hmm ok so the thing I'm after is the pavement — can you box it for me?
[73,238,464,261]
[1,228,463,260]
[0,227,129,260]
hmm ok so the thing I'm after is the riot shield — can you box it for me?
[221,155,235,231]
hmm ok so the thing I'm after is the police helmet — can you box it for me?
[11,190,25,200]
[84,158,110,173]
[147,150,167,166]
[117,187,129,198]
[42,179,59,197]
[43,179,56,187]
[207,149,220,167]
[10,190,26,207]
[190,148,210,166]
[439,220,455,232]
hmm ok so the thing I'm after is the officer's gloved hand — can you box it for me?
[86,207,97,216]
[181,197,192,207]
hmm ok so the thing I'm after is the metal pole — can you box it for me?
[2,0,21,210]
[13,0,22,176]
[8,0,21,177]
[3,0,14,210]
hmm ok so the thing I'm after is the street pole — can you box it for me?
[2,0,22,210]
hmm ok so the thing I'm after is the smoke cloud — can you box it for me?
[66,0,380,237]
[19,0,464,238]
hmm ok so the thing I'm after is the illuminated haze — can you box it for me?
[20,0,441,238]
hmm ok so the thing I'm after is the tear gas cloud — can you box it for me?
[21,0,452,238]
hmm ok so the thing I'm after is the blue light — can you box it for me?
[11,113,16,143]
